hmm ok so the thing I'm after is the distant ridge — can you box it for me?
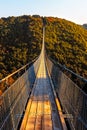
[83,24,87,29]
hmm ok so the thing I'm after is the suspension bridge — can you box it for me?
[0,27,87,130]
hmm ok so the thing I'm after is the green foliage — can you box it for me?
[0,15,87,80]
[0,15,43,79]
[44,17,87,78]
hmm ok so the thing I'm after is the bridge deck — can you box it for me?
[20,53,63,130]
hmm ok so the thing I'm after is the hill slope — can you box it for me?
[44,17,87,78]
[0,15,87,80]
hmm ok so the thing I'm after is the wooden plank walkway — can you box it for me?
[20,52,63,130]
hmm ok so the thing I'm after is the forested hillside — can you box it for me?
[0,15,87,80]
[0,15,42,79]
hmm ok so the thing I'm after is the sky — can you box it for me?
[0,0,87,24]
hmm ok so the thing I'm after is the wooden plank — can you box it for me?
[25,101,37,130]
[44,101,51,115]
[25,116,36,130]
[37,101,43,115]
[44,115,52,130]
[35,116,43,130]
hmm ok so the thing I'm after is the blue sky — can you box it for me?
[0,0,87,24]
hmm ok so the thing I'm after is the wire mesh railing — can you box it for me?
[0,56,41,130]
[46,56,87,130]
[48,57,87,93]
[0,58,38,94]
